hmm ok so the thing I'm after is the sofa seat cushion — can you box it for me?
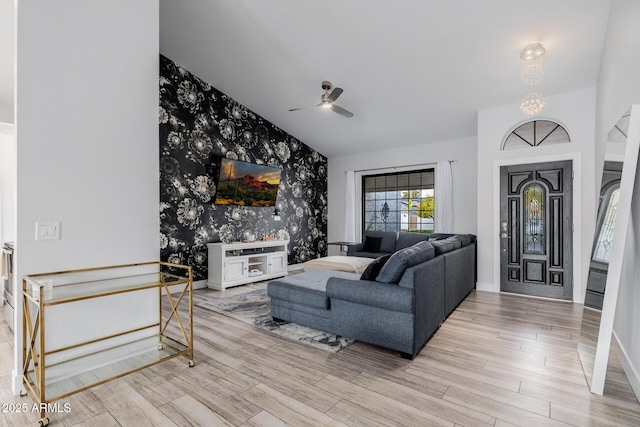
[376,241,435,284]
[267,270,359,309]
[304,256,374,273]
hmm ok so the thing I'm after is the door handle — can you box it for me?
[500,221,510,238]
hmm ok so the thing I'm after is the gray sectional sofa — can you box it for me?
[347,230,429,258]
[268,232,476,359]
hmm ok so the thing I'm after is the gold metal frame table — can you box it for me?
[21,261,194,426]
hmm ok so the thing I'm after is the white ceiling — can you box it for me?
[0,2,611,156]
[159,0,611,158]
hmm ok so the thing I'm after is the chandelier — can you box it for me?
[520,92,546,116]
[519,43,546,115]
[520,43,546,85]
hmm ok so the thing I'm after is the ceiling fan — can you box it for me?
[289,81,354,118]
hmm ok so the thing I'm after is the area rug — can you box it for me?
[196,287,353,353]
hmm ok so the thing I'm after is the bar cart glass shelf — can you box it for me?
[21,262,194,426]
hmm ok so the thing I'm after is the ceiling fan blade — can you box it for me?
[289,103,322,112]
[331,104,353,118]
[327,87,343,102]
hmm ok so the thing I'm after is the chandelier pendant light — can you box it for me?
[519,42,546,115]
[520,43,546,85]
[520,92,546,116]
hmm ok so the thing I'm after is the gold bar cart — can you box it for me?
[21,262,194,426]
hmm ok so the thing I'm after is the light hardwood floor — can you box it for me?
[2,286,640,426]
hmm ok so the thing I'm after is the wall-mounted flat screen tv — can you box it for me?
[214,157,281,207]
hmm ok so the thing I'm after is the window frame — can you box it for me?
[502,119,571,151]
[360,168,435,234]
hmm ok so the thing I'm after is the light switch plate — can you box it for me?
[35,221,61,240]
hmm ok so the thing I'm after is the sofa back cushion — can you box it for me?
[362,230,397,254]
[376,241,435,284]
[395,232,429,251]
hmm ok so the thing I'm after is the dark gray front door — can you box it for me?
[500,160,573,300]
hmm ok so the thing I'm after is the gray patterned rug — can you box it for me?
[196,287,353,353]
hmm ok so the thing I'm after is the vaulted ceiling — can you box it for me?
[159,0,611,157]
[0,1,612,157]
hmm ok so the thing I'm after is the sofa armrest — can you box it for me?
[347,243,364,254]
[326,277,413,313]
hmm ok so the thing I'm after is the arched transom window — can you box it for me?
[502,120,570,150]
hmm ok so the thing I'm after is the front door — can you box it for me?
[500,160,573,300]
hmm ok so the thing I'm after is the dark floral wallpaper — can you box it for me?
[159,55,328,281]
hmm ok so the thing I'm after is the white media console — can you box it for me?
[207,240,289,290]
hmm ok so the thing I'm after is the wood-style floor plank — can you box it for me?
[1,288,640,426]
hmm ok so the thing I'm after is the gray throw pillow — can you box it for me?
[376,241,435,284]
[430,240,454,255]
[457,234,471,246]
[445,236,462,249]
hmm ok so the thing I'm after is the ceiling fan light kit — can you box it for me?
[519,42,546,115]
[289,80,354,118]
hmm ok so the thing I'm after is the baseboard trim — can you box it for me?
[612,331,640,403]
[288,263,305,272]
[475,281,497,292]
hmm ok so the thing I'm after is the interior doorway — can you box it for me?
[499,160,573,300]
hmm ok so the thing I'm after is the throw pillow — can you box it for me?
[445,236,462,249]
[376,241,435,284]
[430,240,454,255]
[362,236,382,253]
[359,254,392,281]
[457,234,471,246]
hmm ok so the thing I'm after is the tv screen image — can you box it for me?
[214,157,281,207]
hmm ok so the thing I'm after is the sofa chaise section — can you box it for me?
[268,269,360,332]
[326,254,445,358]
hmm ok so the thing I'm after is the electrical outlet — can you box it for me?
[35,222,61,240]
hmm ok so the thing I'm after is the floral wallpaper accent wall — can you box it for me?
[159,55,328,281]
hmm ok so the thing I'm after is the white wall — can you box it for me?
[0,122,15,244]
[596,0,640,400]
[476,87,597,303]
[14,0,159,393]
[0,101,13,124]
[328,136,478,247]
[0,0,14,124]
